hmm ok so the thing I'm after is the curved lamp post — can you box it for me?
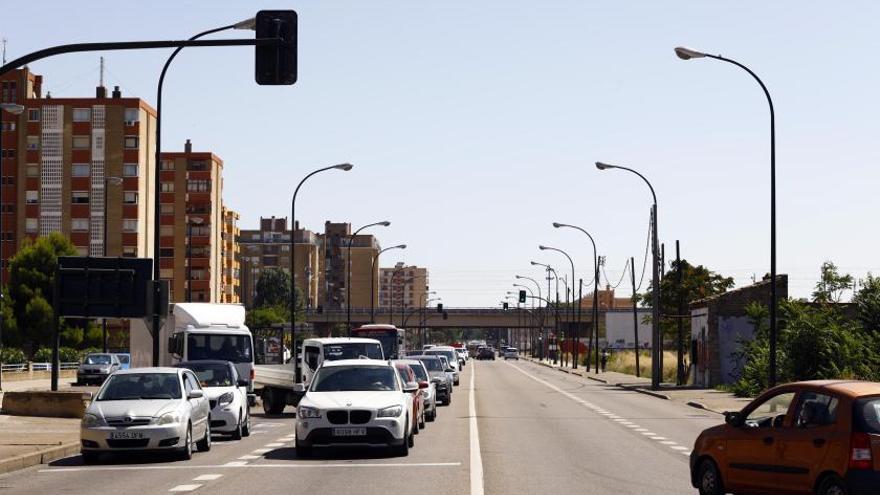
[675,46,778,387]
[346,220,390,331]
[595,161,660,388]
[370,244,406,321]
[553,222,600,372]
[539,245,578,369]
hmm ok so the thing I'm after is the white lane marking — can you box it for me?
[238,455,260,460]
[670,446,690,451]
[169,485,202,492]
[660,441,678,445]
[39,462,462,473]
[634,428,648,432]
[264,443,284,447]
[681,451,692,456]
[192,474,222,481]
[641,432,657,436]
[252,422,283,428]
[224,461,248,466]
[251,448,271,454]
[624,424,640,429]
[469,363,484,495]
[650,436,667,440]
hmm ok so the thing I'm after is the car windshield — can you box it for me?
[311,366,398,392]
[854,397,880,433]
[408,363,428,381]
[417,358,443,371]
[116,355,130,364]
[185,363,234,387]
[187,334,253,363]
[84,354,112,365]
[97,373,182,401]
[323,342,384,361]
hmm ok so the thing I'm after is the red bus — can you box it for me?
[351,324,406,359]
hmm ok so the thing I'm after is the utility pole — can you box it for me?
[631,256,640,377]
[676,241,685,385]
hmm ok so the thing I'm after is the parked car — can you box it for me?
[77,353,122,385]
[176,360,250,439]
[414,355,452,406]
[424,346,460,385]
[401,358,437,421]
[114,353,131,370]
[393,361,425,432]
[477,347,496,360]
[690,380,880,495]
[295,359,418,457]
[503,347,519,360]
[80,367,211,463]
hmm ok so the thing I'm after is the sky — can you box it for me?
[4,1,880,307]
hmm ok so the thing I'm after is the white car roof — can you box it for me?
[114,367,181,375]
[304,337,381,345]
[319,359,391,368]
[172,303,246,329]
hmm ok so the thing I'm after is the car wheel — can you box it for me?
[81,452,99,465]
[295,438,312,458]
[697,459,724,495]
[241,410,251,437]
[232,411,243,440]
[179,425,193,461]
[816,474,848,495]
[419,409,426,430]
[427,408,436,422]
[196,420,211,452]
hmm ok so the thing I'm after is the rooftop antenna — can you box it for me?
[99,56,104,87]
[1,38,7,65]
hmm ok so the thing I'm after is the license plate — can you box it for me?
[332,427,366,437]
[110,431,145,440]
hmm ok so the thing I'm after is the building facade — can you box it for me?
[378,262,429,311]
[221,206,240,303]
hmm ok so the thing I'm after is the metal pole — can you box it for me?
[577,278,583,369]
[631,256,640,377]
[346,221,389,333]
[651,204,661,388]
[102,177,109,352]
[594,257,600,373]
[676,240,684,386]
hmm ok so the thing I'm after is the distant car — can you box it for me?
[401,358,437,422]
[295,360,417,457]
[424,347,460,386]
[77,353,121,385]
[455,348,467,368]
[477,347,496,360]
[177,360,251,439]
[413,355,452,406]
[114,353,131,370]
[393,361,425,433]
[690,380,880,495]
[503,348,519,360]
[80,367,211,463]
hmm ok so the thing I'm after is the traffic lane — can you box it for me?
[478,359,696,494]
[0,415,294,495]
[514,360,722,452]
[211,364,473,495]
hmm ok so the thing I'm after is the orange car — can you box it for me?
[690,380,880,495]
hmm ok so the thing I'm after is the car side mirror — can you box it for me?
[187,390,204,399]
[418,381,429,389]
[446,368,455,373]
[293,383,306,393]
[724,411,744,427]
[403,383,418,393]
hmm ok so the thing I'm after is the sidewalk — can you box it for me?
[525,356,752,415]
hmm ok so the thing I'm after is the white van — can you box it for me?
[300,338,384,387]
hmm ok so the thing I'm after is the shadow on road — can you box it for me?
[263,446,401,462]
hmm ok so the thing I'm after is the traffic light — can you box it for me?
[518,290,526,303]
[437,303,443,313]
[503,302,509,310]
[255,10,297,85]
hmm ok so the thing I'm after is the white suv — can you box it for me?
[295,360,417,457]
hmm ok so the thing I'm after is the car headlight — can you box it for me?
[217,392,234,406]
[156,412,182,425]
[81,413,102,428]
[376,405,403,418]
[297,406,322,419]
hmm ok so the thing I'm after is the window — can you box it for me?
[124,136,138,149]
[26,135,39,151]
[187,180,210,192]
[160,182,174,193]
[1,122,15,131]
[159,248,174,258]
[72,108,91,122]
[123,191,138,204]
[25,218,38,233]
[792,392,839,428]
[160,225,174,237]
[745,392,796,428]
[1,148,15,159]
[26,191,38,204]
[26,164,38,177]
[122,246,137,258]
[122,219,138,232]
[160,268,174,279]
[71,218,89,231]
[187,160,208,171]
[72,135,90,149]
[124,108,139,124]
[160,204,174,215]
[122,163,139,177]
[71,164,90,177]
[71,191,89,204]
[161,160,174,171]
[27,109,39,121]
[76,246,89,256]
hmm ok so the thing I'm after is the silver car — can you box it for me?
[77,353,121,385]
[80,367,212,463]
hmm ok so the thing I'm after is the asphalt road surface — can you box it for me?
[0,360,722,494]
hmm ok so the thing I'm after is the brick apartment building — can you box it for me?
[379,262,429,311]
[221,206,240,303]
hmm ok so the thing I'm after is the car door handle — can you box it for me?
[813,438,826,447]
[762,436,774,445]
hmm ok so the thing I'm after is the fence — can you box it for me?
[1,362,79,373]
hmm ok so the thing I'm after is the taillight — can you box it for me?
[249,368,255,381]
[850,432,873,470]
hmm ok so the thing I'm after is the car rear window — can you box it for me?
[853,396,880,433]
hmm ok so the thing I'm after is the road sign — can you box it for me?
[56,257,153,318]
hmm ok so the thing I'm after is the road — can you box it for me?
[0,360,721,494]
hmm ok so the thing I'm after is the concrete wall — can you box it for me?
[605,310,652,349]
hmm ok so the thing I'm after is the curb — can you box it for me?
[686,401,724,416]
[0,442,80,475]
[618,385,670,400]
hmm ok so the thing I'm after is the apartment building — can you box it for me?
[578,285,635,310]
[379,262,429,311]
[1,68,157,279]
[221,206,240,304]
[158,140,223,303]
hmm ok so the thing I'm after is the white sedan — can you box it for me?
[178,360,251,439]
[80,368,212,463]
[295,359,417,457]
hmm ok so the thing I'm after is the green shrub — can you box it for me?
[0,347,27,364]
[31,346,82,363]
[33,347,52,362]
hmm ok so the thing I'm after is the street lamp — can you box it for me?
[290,163,353,331]
[100,175,123,353]
[674,46,779,387]
[539,245,577,368]
[370,244,406,321]
[186,217,204,303]
[150,17,256,366]
[0,102,24,391]
[553,222,600,373]
[595,161,661,388]
[347,220,390,332]
[514,274,542,307]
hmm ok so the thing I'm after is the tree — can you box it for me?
[812,261,853,304]
[8,233,77,350]
[852,273,880,333]
[254,268,291,309]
